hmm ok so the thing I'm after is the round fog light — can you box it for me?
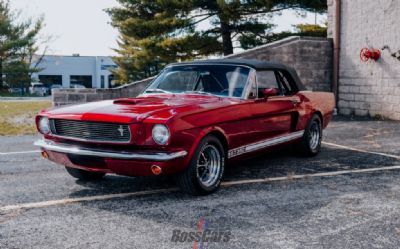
[151,165,162,175]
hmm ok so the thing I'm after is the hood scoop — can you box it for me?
[114,97,164,105]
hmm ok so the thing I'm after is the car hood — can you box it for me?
[42,94,240,124]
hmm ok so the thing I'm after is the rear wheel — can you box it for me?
[297,114,322,157]
[65,167,105,181]
[176,135,225,195]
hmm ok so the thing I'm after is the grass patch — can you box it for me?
[0,92,42,97]
[0,101,52,136]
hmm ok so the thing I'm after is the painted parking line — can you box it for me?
[0,150,40,156]
[0,188,179,212]
[323,142,400,160]
[2,165,400,212]
[221,165,400,187]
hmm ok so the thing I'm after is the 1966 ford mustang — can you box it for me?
[35,59,335,195]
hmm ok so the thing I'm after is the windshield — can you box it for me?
[143,65,252,98]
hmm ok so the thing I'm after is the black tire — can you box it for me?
[297,114,322,157]
[65,167,105,181]
[176,135,225,195]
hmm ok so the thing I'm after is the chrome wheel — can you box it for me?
[296,114,322,157]
[196,144,222,187]
[177,135,225,195]
[308,121,321,151]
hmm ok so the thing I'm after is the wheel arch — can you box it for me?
[187,126,229,161]
[207,130,229,156]
[313,110,323,127]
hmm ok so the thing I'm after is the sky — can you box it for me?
[10,0,326,56]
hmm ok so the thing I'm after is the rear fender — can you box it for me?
[297,91,335,130]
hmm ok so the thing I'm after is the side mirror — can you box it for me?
[263,88,278,99]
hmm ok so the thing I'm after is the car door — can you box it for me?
[249,69,301,141]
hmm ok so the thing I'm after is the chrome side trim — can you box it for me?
[228,130,305,159]
[34,140,187,161]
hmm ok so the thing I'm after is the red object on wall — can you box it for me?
[360,48,381,62]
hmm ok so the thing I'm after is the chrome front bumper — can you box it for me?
[34,139,188,161]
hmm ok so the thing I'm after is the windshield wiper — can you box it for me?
[184,91,216,96]
[144,88,172,94]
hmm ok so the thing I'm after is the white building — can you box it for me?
[31,55,118,89]
[328,0,400,120]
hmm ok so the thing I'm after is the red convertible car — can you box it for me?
[35,59,335,195]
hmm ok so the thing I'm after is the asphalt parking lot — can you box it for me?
[1,117,400,249]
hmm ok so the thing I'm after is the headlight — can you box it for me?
[38,117,51,134]
[152,124,170,145]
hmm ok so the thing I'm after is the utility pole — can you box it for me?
[315,12,317,25]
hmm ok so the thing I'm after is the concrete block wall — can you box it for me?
[53,77,153,107]
[328,0,400,120]
[226,36,333,92]
[53,36,333,107]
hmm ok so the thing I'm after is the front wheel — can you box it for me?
[297,114,322,157]
[176,135,225,195]
[65,167,105,181]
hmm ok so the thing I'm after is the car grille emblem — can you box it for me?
[117,125,125,137]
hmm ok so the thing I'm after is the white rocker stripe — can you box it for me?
[228,130,305,159]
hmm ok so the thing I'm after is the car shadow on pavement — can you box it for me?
[71,174,177,197]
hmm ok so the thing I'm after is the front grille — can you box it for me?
[50,119,131,143]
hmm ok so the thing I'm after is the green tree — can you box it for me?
[295,23,327,37]
[254,22,327,48]
[0,0,44,90]
[107,0,327,83]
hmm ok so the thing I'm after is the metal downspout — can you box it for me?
[332,0,341,104]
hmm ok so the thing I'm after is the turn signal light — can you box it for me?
[41,151,49,159]
[151,165,162,175]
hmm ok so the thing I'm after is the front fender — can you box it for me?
[182,126,229,165]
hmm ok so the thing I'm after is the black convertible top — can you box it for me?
[168,59,306,91]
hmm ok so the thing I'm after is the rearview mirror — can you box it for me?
[263,88,278,99]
